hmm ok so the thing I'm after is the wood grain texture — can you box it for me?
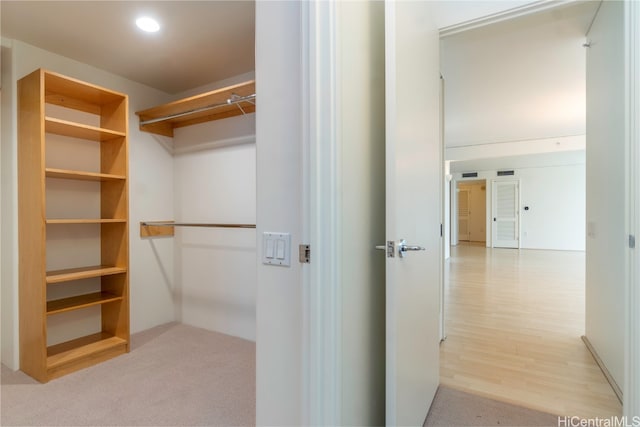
[441,244,622,419]
[46,333,127,379]
[46,219,126,224]
[140,222,175,237]
[45,117,125,141]
[18,68,48,382]
[44,70,126,107]
[46,265,127,284]
[136,80,255,136]
[20,69,130,382]
[46,292,122,315]
[45,168,125,181]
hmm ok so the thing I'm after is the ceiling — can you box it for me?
[1,1,255,94]
[1,1,595,96]
[441,0,598,148]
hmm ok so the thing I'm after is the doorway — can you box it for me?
[439,0,621,418]
[456,180,487,244]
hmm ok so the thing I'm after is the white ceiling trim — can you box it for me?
[445,134,586,162]
[439,0,578,37]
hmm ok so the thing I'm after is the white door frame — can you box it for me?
[301,1,341,425]
[624,0,640,418]
[300,0,640,422]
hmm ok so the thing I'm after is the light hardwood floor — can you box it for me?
[441,244,622,419]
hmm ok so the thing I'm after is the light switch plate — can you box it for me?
[262,232,291,267]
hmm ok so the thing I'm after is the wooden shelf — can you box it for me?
[46,265,127,284]
[46,168,125,181]
[47,292,122,315]
[136,80,255,137]
[45,117,125,141]
[20,69,129,383]
[46,219,126,225]
[47,333,127,370]
[45,70,126,113]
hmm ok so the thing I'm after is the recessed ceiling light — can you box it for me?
[136,17,160,33]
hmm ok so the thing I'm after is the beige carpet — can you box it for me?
[1,323,255,426]
[3,322,560,427]
[425,386,559,427]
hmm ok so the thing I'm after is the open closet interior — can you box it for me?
[136,78,258,343]
[16,66,258,382]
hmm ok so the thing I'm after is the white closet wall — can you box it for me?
[173,113,257,341]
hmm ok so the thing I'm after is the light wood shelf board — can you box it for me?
[46,219,127,225]
[45,116,125,141]
[44,70,126,108]
[46,292,122,315]
[47,333,126,370]
[46,265,127,284]
[45,168,125,181]
[140,221,175,237]
[136,80,255,137]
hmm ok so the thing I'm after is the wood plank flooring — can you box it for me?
[441,244,622,419]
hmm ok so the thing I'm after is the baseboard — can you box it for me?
[581,335,623,403]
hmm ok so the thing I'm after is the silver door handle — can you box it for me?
[398,239,425,258]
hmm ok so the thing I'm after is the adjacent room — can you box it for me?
[440,0,622,419]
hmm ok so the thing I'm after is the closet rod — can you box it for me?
[139,93,256,126]
[141,221,256,229]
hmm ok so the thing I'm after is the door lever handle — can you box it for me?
[398,239,425,258]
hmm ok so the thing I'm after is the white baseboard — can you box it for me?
[581,335,623,403]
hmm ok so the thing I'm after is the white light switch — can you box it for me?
[266,239,275,259]
[262,232,291,266]
[276,240,285,259]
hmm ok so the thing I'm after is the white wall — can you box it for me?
[452,157,585,251]
[440,3,588,148]
[173,115,257,341]
[518,164,585,251]
[339,1,385,425]
[0,39,176,369]
[584,0,625,389]
[255,2,303,425]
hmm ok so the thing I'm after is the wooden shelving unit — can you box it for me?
[136,80,255,137]
[18,69,129,382]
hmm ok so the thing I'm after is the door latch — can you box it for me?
[375,241,395,258]
[299,244,310,263]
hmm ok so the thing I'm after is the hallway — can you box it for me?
[441,244,621,419]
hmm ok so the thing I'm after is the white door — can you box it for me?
[385,1,441,425]
[457,188,471,241]
[492,180,520,248]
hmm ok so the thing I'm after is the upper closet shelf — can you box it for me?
[135,80,255,137]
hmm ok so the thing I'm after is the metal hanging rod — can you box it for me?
[141,221,255,229]
[139,93,256,126]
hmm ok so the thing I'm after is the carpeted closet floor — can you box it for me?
[1,323,256,426]
[2,322,562,427]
